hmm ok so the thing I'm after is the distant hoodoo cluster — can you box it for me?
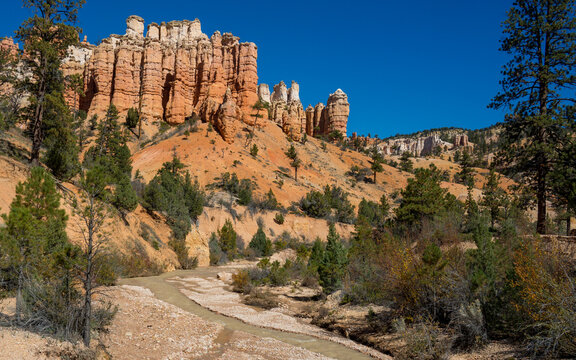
[62,16,350,142]
[258,81,350,141]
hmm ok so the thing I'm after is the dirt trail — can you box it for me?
[120,268,385,360]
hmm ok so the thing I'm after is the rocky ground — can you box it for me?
[0,285,336,360]
[167,264,389,359]
[182,263,525,360]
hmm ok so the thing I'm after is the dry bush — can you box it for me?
[450,300,487,350]
[112,243,165,278]
[512,240,576,358]
[41,344,98,360]
[398,319,453,360]
[231,269,252,294]
[244,288,280,310]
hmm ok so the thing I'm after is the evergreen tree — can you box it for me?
[84,104,131,182]
[318,224,348,293]
[0,167,74,321]
[16,0,85,164]
[218,219,238,259]
[395,165,449,227]
[380,194,390,218]
[125,107,139,130]
[399,152,414,173]
[113,176,138,213]
[73,165,112,346]
[250,143,259,157]
[43,95,80,180]
[285,144,301,181]
[299,190,331,218]
[490,0,576,234]
[307,237,325,274]
[480,169,506,229]
[261,189,279,210]
[144,154,205,240]
[248,226,272,257]
[358,198,386,228]
[84,104,138,212]
[457,150,475,188]
[370,149,384,183]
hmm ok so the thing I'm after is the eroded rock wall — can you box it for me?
[63,16,259,140]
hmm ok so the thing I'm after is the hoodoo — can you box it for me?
[62,16,350,142]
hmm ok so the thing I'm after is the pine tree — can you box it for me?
[72,165,111,347]
[285,144,301,181]
[218,219,238,259]
[318,224,348,293]
[43,95,80,180]
[307,237,325,274]
[399,152,414,173]
[113,176,138,213]
[125,107,139,130]
[395,165,449,227]
[16,0,85,164]
[84,104,138,212]
[370,148,384,183]
[457,150,475,188]
[358,198,386,228]
[250,143,259,157]
[481,169,506,229]
[0,167,73,321]
[144,154,205,240]
[490,0,576,234]
[248,226,272,257]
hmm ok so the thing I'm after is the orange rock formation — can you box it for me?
[63,16,259,138]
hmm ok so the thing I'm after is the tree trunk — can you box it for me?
[568,216,572,236]
[16,263,23,323]
[30,60,48,165]
[536,168,547,234]
[82,198,95,347]
[294,167,298,182]
[82,270,92,347]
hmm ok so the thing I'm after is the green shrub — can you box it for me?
[144,155,205,240]
[299,190,331,218]
[125,107,139,129]
[299,185,355,224]
[169,238,198,270]
[250,143,259,157]
[216,172,254,206]
[274,212,285,224]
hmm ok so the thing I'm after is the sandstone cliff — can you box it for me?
[377,135,452,157]
[63,16,259,139]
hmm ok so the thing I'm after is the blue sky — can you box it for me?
[1,0,513,137]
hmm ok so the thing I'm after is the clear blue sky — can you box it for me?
[1,0,513,138]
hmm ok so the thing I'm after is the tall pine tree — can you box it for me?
[16,0,85,164]
[490,0,576,234]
